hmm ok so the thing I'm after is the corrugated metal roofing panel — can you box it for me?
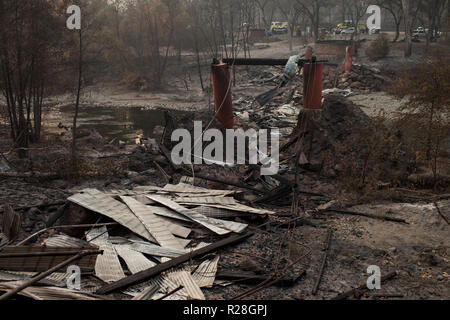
[121,196,184,250]
[68,189,156,243]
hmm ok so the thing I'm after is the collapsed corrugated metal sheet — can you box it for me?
[131,284,159,300]
[123,274,187,300]
[162,183,238,197]
[123,241,186,259]
[148,195,243,235]
[68,189,156,243]
[167,270,205,300]
[121,196,184,250]
[0,270,69,287]
[114,245,156,274]
[147,205,192,222]
[86,227,126,283]
[175,196,237,206]
[0,246,97,273]
[197,202,274,215]
[0,282,100,300]
[44,234,96,248]
[192,206,246,218]
[192,255,220,288]
[158,217,192,239]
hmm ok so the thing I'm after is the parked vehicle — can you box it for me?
[271,22,288,34]
[341,27,356,35]
[413,29,426,38]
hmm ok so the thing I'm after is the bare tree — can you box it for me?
[276,0,301,50]
[377,0,404,42]
[0,0,62,158]
[255,0,277,30]
[295,0,327,43]
[402,0,413,57]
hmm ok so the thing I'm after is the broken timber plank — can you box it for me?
[96,232,254,294]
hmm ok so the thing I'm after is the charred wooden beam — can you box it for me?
[216,271,297,287]
[0,250,102,301]
[96,232,254,295]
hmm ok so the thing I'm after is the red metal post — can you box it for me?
[303,63,323,110]
[211,62,234,129]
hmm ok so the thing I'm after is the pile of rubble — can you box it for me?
[336,63,391,92]
[0,180,273,300]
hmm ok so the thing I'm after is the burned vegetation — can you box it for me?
[0,0,449,302]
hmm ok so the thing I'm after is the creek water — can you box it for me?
[42,104,189,140]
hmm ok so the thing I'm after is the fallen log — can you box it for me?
[96,232,254,295]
